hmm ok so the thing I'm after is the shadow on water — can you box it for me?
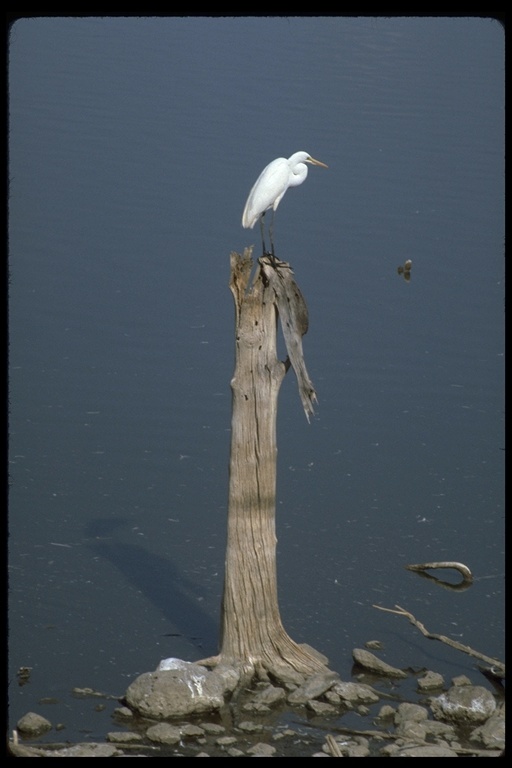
[84,517,219,655]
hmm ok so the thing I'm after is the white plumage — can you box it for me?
[242,151,327,255]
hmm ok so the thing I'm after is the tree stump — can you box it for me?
[202,249,331,687]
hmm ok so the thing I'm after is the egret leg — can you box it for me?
[259,214,267,256]
[269,209,276,257]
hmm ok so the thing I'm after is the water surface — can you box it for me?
[8,16,504,742]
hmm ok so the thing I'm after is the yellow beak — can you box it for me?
[307,156,328,168]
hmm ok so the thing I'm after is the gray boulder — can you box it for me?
[125,659,238,719]
[430,684,496,724]
[16,712,52,737]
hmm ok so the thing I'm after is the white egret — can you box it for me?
[242,151,328,256]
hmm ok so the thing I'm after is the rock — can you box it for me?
[243,682,288,712]
[106,731,142,743]
[227,747,245,756]
[396,720,427,741]
[268,661,306,687]
[352,648,407,678]
[323,690,341,706]
[287,671,340,704]
[112,705,133,718]
[216,735,238,746]
[376,704,395,719]
[16,711,52,736]
[125,661,238,719]
[451,674,472,686]
[202,722,226,735]
[423,719,457,741]
[306,699,338,716]
[364,640,384,650]
[417,670,444,690]
[146,723,181,744]
[394,744,459,757]
[247,742,276,756]
[430,684,496,724]
[394,701,430,743]
[51,743,120,757]
[237,720,263,733]
[394,702,429,724]
[332,680,380,703]
[252,683,287,706]
[378,743,399,757]
[470,708,505,750]
[242,701,271,713]
[346,743,370,757]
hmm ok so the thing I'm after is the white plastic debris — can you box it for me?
[157,657,193,671]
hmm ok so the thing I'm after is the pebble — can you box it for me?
[417,670,445,690]
[145,722,181,744]
[237,720,263,733]
[106,731,143,743]
[247,742,276,756]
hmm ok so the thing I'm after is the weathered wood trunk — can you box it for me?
[218,249,329,682]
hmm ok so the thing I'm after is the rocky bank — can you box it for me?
[9,647,504,757]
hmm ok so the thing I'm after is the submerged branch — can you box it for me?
[373,604,505,676]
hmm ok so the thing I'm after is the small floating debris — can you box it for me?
[17,667,32,685]
[397,259,412,281]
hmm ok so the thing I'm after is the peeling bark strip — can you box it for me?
[259,255,317,421]
[218,250,329,681]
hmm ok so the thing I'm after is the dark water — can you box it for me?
[8,17,504,742]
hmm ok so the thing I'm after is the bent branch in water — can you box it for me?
[405,561,473,583]
[373,603,504,677]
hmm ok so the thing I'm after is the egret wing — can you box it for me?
[242,158,290,228]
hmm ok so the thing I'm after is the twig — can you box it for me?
[326,734,344,757]
[373,604,505,676]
